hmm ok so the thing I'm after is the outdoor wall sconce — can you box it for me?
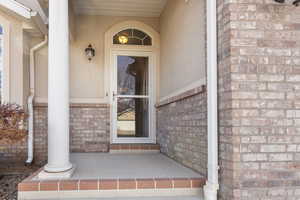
[85,44,95,61]
[274,0,300,6]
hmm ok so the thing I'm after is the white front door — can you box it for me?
[111,51,155,144]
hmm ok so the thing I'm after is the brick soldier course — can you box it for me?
[19,174,205,192]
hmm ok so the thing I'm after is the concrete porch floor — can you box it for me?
[19,153,205,200]
[31,153,202,180]
[69,153,202,180]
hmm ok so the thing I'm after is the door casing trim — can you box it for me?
[111,51,156,144]
[104,20,160,144]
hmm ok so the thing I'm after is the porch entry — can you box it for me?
[111,51,155,144]
[106,21,159,144]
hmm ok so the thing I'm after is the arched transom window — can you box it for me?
[113,28,152,46]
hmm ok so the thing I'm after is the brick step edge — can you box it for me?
[110,144,160,151]
[18,178,205,192]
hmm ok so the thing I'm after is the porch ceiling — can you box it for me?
[73,0,167,17]
[37,0,167,17]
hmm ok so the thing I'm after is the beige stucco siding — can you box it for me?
[35,15,160,101]
[23,32,30,108]
[159,0,206,99]
[0,10,26,106]
[9,20,24,105]
[1,2,205,105]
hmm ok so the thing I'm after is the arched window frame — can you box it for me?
[105,21,160,50]
[0,16,10,103]
[113,28,152,46]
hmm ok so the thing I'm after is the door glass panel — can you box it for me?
[117,56,149,96]
[117,98,149,138]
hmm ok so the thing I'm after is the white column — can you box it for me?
[44,0,72,173]
[204,0,219,199]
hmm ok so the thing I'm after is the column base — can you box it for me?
[203,180,219,200]
[38,165,76,180]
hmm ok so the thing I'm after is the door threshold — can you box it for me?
[109,144,160,153]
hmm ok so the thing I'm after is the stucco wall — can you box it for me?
[23,32,30,108]
[35,15,160,102]
[159,0,206,99]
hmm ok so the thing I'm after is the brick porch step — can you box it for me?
[37,196,203,200]
[109,144,160,153]
[18,153,205,200]
[18,177,204,191]
[18,177,205,199]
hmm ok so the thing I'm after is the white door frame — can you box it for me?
[111,50,156,144]
[104,21,160,144]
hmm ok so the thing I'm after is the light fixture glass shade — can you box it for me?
[85,44,95,61]
[118,35,129,44]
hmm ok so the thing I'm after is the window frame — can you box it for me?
[113,28,153,46]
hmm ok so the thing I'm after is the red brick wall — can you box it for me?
[0,140,27,162]
[218,1,300,199]
[156,86,207,176]
[34,104,110,163]
[69,104,110,153]
[0,104,110,164]
[217,0,235,199]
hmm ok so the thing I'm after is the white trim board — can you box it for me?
[16,0,48,24]
[0,0,48,35]
[159,78,206,103]
[0,0,31,19]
